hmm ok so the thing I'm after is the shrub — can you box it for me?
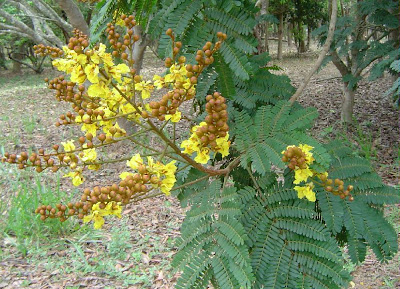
[2,15,399,289]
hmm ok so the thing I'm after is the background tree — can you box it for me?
[0,0,89,47]
[269,0,292,59]
[315,0,400,122]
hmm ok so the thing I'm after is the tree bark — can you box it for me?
[54,0,89,36]
[132,26,149,74]
[306,26,311,51]
[341,83,355,123]
[12,46,23,73]
[298,22,306,53]
[263,0,270,53]
[0,0,87,47]
[277,13,283,59]
[287,22,292,47]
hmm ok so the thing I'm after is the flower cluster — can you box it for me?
[120,154,177,196]
[2,13,233,230]
[180,91,231,164]
[282,144,354,202]
[282,144,316,201]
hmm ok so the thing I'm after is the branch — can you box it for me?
[8,51,41,72]
[0,1,52,45]
[289,0,338,103]
[330,50,350,76]
[0,6,33,35]
[30,0,72,32]
[0,29,30,39]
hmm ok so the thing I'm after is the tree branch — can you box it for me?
[331,50,350,76]
[30,0,72,32]
[289,0,338,103]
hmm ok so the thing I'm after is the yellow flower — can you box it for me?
[215,134,230,157]
[108,63,130,83]
[299,144,315,164]
[181,138,200,155]
[161,174,176,195]
[127,153,143,170]
[120,171,134,180]
[79,146,97,163]
[195,147,210,164]
[135,81,154,99]
[84,63,100,83]
[88,81,111,99]
[165,111,181,122]
[83,201,122,229]
[153,75,165,89]
[90,44,113,66]
[83,211,105,229]
[115,17,125,27]
[165,64,188,84]
[81,123,98,137]
[293,167,314,184]
[104,201,122,218]
[70,65,86,84]
[61,140,75,152]
[159,161,177,195]
[294,183,316,202]
[63,169,84,186]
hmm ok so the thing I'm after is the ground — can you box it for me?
[0,44,399,289]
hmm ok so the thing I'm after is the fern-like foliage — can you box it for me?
[317,140,400,263]
[150,0,294,109]
[239,178,350,289]
[232,100,330,175]
[174,179,254,289]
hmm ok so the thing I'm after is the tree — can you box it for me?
[0,0,89,47]
[269,0,293,59]
[315,0,400,122]
[1,1,398,288]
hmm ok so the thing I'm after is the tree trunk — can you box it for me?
[287,22,292,47]
[132,26,149,74]
[263,0,270,53]
[12,46,23,73]
[341,83,356,123]
[277,13,283,59]
[298,22,306,53]
[306,26,311,51]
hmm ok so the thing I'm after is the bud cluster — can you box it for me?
[56,111,76,126]
[196,92,228,149]
[33,44,63,58]
[2,149,59,173]
[318,174,354,201]
[0,131,113,174]
[106,14,139,60]
[35,158,166,222]
[67,29,89,54]
[148,88,189,121]
[282,146,309,170]
[36,201,90,222]
[45,76,102,119]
